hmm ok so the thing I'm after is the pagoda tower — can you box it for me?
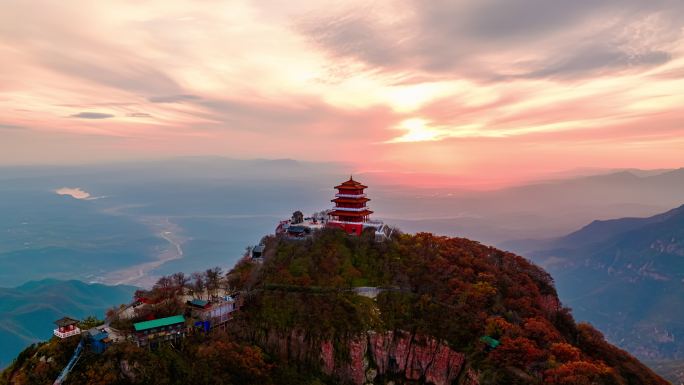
[327,176,373,235]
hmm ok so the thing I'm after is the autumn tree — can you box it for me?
[205,267,223,298]
[549,343,582,363]
[191,271,206,299]
[172,272,189,295]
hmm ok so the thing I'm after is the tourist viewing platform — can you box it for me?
[53,327,81,339]
[53,317,81,339]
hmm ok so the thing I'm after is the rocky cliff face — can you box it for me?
[366,331,476,385]
[250,328,478,385]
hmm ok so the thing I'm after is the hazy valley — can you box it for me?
[506,205,684,363]
[0,279,136,368]
[2,159,683,288]
[1,158,684,381]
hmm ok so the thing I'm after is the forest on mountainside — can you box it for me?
[2,229,668,385]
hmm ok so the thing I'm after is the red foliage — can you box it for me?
[196,337,274,383]
[544,360,614,385]
[485,316,520,338]
[491,336,546,368]
[226,230,669,385]
[523,317,563,346]
[549,343,582,363]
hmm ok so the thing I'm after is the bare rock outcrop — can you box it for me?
[253,328,476,385]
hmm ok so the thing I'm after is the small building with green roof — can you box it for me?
[480,335,501,351]
[133,315,186,348]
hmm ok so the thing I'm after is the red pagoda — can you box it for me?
[53,317,81,339]
[275,176,391,240]
[327,176,374,235]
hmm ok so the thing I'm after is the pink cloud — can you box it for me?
[0,0,682,187]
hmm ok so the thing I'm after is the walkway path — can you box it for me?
[53,340,84,385]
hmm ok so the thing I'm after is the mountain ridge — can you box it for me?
[505,203,684,383]
[2,229,668,384]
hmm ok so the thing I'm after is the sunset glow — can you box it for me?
[1,0,683,185]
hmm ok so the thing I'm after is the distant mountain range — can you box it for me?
[504,204,684,367]
[0,279,136,368]
[1,159,683,288]
[387,168,684,245]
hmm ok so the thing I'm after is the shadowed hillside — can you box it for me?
[506,205,684,383]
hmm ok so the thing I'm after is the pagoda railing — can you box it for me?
[332,207,370,212]
[335,193,366,198]
[54,327,81,339]
[328,219,379,225]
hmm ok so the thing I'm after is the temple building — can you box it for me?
[275,211,327,238]
[187,296,237,332]
[53,317,81,339]
[133,315,186,348]
[326,176,392,240]
[275,176,392,240]
[327,177,373,235]
[250,244,266,263]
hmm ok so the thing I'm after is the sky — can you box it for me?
[1,0,683,185]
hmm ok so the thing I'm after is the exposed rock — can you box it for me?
[368,331,465,385]
[346,338,369,385]
[366,367,377,382]
[321,340,335,374]
[255,328,472,385]
[462,368,480,385]
[120,359,136,382]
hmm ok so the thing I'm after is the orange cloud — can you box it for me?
[0,0,682,185]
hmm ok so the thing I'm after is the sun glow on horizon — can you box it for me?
[389,118,442,142]
[0,0,683,180]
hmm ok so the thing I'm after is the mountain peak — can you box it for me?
[2,230,668,385]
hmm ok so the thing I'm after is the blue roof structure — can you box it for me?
[91,331,108,341]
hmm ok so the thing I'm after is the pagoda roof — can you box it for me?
[331,197,370,203]
[54,317,79,327]
[335,176,368,189]
[329,209,373,217]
